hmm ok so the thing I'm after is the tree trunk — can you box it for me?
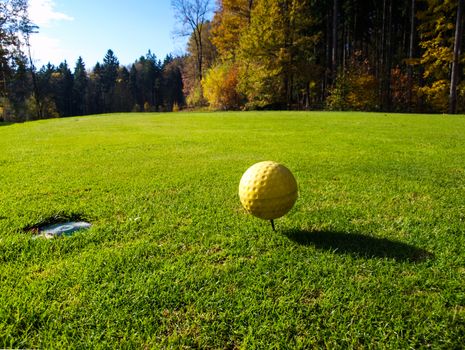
[380,0,392,111]
[26,36,42,119]
[408,0,415,112]
[0,62,7,97]
[379,0,386,101]
[332,0,338,86]
[196,26,203,82]
[248,0,253,23]
[449,0,464,114]
[384,0,392,110]
[305,82,310,110]
[323,6,332,99]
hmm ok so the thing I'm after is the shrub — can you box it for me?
[418,80,449,113]
[186,83,206,108]
[327,52,379,111]
[202,63,242,110]
[26,96,59,120]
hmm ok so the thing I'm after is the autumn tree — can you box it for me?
[237,0,321,109]
[0,0,34,120]
[202,61,241,109]
[418,0,462,112]
[407,0,417,111]
[449,0,464,114]
[211,0,254,60]
[183,20,216,106]
[5,0,465,120]
[172,0,212,83]
[327,51,378,111]
[0,0,28,97]
[199,0,253,109]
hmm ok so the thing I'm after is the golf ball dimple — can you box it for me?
[239,161,298,220]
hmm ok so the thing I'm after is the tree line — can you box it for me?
[21,50,185,121]
[1,45,185,122]
[179,0,465,114]
[1,0,464,122]
[0,0,184,122]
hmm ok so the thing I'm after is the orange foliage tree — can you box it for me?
[202,62,242,109]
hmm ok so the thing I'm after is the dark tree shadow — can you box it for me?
[0,122,13,127]
[284,229,433,262]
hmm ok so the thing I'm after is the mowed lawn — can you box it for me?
[0,111,464,348]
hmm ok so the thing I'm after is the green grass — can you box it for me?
[1,111,464,348]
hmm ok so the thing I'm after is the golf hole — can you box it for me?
[25,214,92,239]
[36,221,92,239]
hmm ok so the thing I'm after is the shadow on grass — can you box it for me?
[284,229,433,262]
[0,122,14,127]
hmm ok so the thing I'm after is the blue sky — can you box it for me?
[28,0,199,69]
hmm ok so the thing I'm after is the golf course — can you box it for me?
[1,111,464,348]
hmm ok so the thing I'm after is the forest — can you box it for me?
[1,0,464,122]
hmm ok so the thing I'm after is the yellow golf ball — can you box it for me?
[239,161,298,220]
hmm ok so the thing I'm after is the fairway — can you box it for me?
[1,111,465,348]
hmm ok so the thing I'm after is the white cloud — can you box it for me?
[29,0,73,28]
[29,35,73,65]
[27,1,74,65]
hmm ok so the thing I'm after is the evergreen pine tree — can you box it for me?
[73,57,88,116]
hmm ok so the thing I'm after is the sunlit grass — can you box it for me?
[1,111,464,348]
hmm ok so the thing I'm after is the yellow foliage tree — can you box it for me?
[202,63,242,109]
[211,0,254,60]
[417,0,464,112]
[237,0,321,109]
